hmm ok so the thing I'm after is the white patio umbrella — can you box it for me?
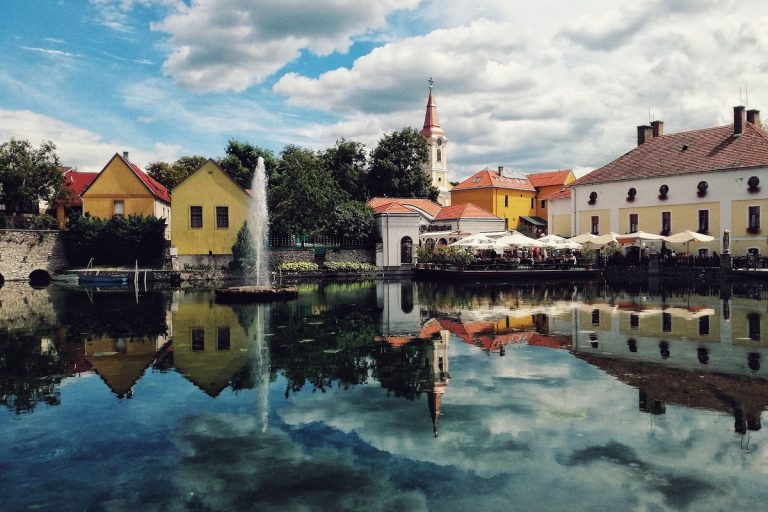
[664,230,715,243]
[496,231,547,248]
[569,233,600,244]
[591,232,622,246]
[539,234,583,250]
[450,234,506,252]
[616,231,668,243]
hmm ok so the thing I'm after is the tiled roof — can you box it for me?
[367,197,442,217]
[452,168,536,192]
[540,187,571,201]
[527,169,573,188]
[420,88,445,139]
[573,122,768,186]
[434,203,500,221]
[371,202,416,215]
[61,169,98,206]
[123,155,171,203]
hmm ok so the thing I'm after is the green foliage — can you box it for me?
[64,214,166,266]
[146,155,208,190]
[0,138,62,218]
[322,261,378,272]
[219,139,279,189]
[269,145,340,237]
[231,222,256,272]
[366,127,437,200]
[29,214,57,230]
[279,261,320,271]
[323,200,375,240]
[320,138,368,201]
[419,245,474,265]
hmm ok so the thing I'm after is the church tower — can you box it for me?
[423,330,450,437]
[420,79,451,206]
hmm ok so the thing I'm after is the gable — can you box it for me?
[172,160,250,209]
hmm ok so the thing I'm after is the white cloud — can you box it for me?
[151,0,419,92]
[88,0,178,32]
[0,109,180,171]
[21,46,79,58]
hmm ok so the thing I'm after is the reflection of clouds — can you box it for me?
[167,414,428,512]
[278,341,768,510]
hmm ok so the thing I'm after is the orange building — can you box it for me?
[527,169,575,221]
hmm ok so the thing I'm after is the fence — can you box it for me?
[268,235,373,249]
[732,255,768,270]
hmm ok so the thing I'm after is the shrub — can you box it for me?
[279,261,319,271]
[64,213,165,266]
[323,261,378,272]
[231,222,256,272]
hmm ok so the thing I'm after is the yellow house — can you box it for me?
[82,152,172,238]
[451,167,537,231]
[170,160,251,269]
[171,291,253,397]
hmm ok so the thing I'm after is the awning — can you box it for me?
[520,216,547,227]
[419,230,467,238]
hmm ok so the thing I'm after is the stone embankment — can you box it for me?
[0,230,67,281]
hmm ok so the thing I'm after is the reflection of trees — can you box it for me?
[54,290,169,341]
[369,339,433,400]
[0,330,69,414]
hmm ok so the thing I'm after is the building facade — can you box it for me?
[170,160,251,269]
[527,169,575,223]
[82,152,171,238]
[569,106,768,256]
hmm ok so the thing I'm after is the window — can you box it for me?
[504,195,509,207]
[699,316,710,336]
[748,313,761,341]
[591,309,600,326]
[698,248,709,257]
[190,206,203,228]
[113,200,124,217]
[472,177,481,183]
[191,328,205,351]
[629,214,638,233]
[748,206,761,231]
[217,326,230,351]
[630,314,639,329]
[698,210,709,233]
[437,149,442,162]
[662,312,672,332]
[216,206,229,228]
[400,236,413,264]
[541,200,546,209]
[591,216,599,235]
[530,197,534,209]
[661,211,671,234]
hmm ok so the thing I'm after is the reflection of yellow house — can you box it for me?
[451,167,538,231]
[85,336,161,397]
[82,152,172,238]
[172,292,252,397]
[170,160,251,269]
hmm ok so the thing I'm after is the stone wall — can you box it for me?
[269,248,375,266]
[325,248,375,264]
[0,230,68,281]
[270,248,316,266]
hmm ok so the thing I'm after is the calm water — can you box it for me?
[1,278,768,511]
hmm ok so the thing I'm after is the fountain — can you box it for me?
[215,157,298,303]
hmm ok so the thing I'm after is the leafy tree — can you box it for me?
[323,200,375,240]
[146,155,208,190]
[320,138,368,201]
[366,127,437,201]
[0,139,62,219]
[64,213,166,266]
[219,139,279,189]
[231,222,256,272]
[269,145,339,237]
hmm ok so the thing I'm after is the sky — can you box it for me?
[1,0,767,181]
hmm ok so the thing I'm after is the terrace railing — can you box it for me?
[269,234,373,249]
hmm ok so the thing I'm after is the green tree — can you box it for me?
[231,222,256,272]
[323,200,375,240]
[320,138,368,201]
[146,155,208,190]
[219,139,279,189]
[0,139,62,219]
[269,145,339,237]
[366,127,437,200]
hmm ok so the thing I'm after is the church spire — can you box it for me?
[421,77,444,139]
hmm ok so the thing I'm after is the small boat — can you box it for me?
[79,275,128,285]
[51,273,79,283]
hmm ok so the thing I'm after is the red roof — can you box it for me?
[371,202,416,215]
[420,88,445,139]
[123,155,171,203]
[60,169,98,206]
[527,169,573,188]
[573,122,768,186]
[452,168,536,192]
[434,203,500,221]
[540,186,571,201]
[367,197,442,217]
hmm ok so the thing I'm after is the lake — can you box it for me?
[1,278,767,511]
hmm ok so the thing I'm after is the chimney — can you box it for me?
[734,105,746,136]
[651,120,664,138]
[497,165,503,176]
[637,125,653,145]
[123,151,129,161]
[747,109,761,126]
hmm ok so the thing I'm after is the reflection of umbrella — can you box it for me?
[539,234,582,250]
[497,231,547,248]
[664,230,715,243]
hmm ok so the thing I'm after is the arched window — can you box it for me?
[437,149,442,162]
[400,236,413,264]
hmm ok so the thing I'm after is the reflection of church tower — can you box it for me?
[423,330,451,437]
[420,79,451,206]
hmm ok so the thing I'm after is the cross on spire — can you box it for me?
[428,77,434,89]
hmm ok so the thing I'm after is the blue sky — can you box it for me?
[2,0,767,180]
